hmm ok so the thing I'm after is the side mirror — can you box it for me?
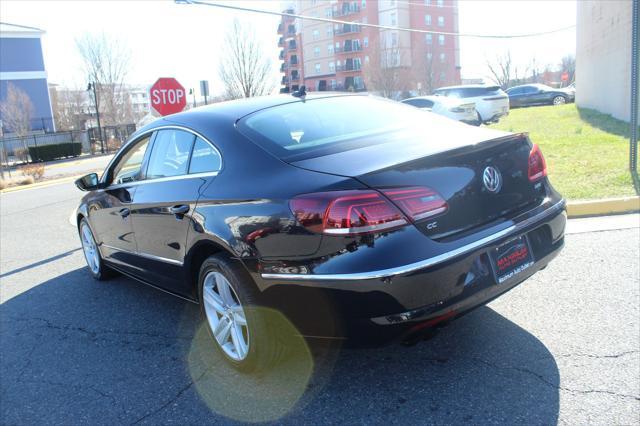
[75,173,100,191]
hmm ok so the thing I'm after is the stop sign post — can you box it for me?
[150,78,186,116]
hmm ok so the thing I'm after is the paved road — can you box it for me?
[1,182,638,425]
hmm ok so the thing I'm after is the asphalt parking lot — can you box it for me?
[1,182,638,425]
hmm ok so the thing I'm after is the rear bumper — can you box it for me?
[258,199,566,344]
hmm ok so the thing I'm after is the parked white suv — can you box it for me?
[401,96,478,125]
[433,85,509,124]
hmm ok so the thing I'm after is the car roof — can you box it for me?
[135,92,366,136]
[434,84,500,90]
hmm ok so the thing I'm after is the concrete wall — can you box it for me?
[576,0,637,122]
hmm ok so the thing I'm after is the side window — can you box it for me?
[111,136,151,185]
[145,129,195,179]
[189,137,221,174]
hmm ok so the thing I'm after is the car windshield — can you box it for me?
[239,95,442,160]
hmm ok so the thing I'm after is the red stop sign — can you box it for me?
[150,78,186,116]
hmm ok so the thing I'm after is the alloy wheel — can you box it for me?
[202,271,250,361]
[80,223,100,275]
[553,96,566,105]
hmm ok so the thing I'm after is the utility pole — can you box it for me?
[87,82,104,154]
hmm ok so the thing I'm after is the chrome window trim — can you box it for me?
[261,199,565,281]
[100,125,223,187]
[101,244,184,266]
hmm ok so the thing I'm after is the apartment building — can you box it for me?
[277,0,461,96]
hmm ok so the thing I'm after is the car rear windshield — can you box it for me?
[434,86,502,98]
[238,95,441,161]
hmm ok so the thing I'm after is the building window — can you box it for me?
[391,32,398,47]
[364,37,369,47]
[315,63,321,73]
[354,57,362,70]
[329,61,335,72]
[390,12,397,26]
[426,33,433,44]
[424,0,431,4]
[326,25,333,36]
[438,16,444,27]
[354,76,364,89]
[438,34,445,45]
[365,55,370,64]
[427,52,433,61]
[328,44,334,54]
[331,79,337,89]
[313,29,320,40]
[425,15,432,26]
[314,46,320,57]
[440,52,446,63]
[437,0,444,7]
[362,16,368,24]
[362,0,366,8]
[440,71,446,81]
[325,8,332,18]
[390,0,396,5]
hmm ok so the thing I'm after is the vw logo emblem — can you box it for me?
[482,166,502,193]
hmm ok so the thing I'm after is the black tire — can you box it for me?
[475,112,483,126]
[197,254,285,373]
[552,95,566,106]
[78,218,116,281]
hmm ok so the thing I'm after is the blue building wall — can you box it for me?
[0,38,45,72]
[0,28,54,134]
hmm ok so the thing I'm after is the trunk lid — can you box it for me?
[290,125,544,240]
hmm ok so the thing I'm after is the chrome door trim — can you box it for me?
[101,244,184,266]
[261,199,565,281]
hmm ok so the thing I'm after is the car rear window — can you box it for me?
[238,95,438,161]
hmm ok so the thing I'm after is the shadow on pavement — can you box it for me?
[1,268,560,424]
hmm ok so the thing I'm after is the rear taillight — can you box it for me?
[382,187,448,221]
[290,187,447,236]
[528,144,547,182]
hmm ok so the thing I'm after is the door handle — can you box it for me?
[118,208,130,218]
[170,205,190,215]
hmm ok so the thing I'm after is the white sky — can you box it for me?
[1,0,576,96]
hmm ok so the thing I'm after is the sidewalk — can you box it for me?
[3,154,114,180]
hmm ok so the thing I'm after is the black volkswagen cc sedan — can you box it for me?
[506,84,574,108]
[75,93,566,371]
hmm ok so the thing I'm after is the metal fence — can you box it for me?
[0,123,136,165]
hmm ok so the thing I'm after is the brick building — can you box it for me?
[277,0,461,97]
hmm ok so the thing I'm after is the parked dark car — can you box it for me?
[506,84,574,107]
[75,94,566,372]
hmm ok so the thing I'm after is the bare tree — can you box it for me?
[50,86,88,131]
[0,84,35,178]
[75,32,134,125]
[486,51,513,89]
[560,54,576,84]
[363,36,411,99]
[219,19,275,99]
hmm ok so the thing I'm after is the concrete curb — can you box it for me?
[0,173,96,194]
[567,196,640,218]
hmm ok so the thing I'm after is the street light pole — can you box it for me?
[87,82,104,154]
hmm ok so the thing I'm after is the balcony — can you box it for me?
[289,59,298,67]
[288,41,297,50]
[334,4,360,17]
[277,24,283,34]
[287,25,296,36]
[291,74,300,81]
[279,50,285,60]
[281,76,289,85]
[278,37,284,47]
[334,24,361,35]
[336,64,361,72]
[335,44,363,53]
[280,63,288,72]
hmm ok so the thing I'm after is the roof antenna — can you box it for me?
[292,85,306,98]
